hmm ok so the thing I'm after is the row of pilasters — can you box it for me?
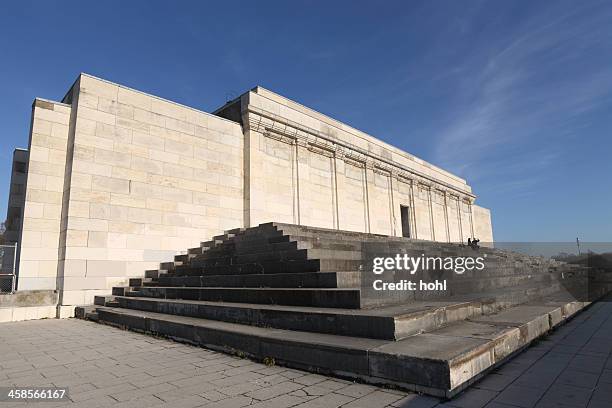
[247,129,475,243]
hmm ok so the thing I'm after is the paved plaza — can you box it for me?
[1,297,611,408]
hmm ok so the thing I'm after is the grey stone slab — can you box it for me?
[292,392,355,407]
[293,374,329,386]
[370,332,490,390]
[210,372,264,387]
[555,369,599,389]
[159,383,218,401]
[249,394,308,408]
[549,344,581,355]
[152,395,210,408]
[512,370,561,390]
[341,390,406,407]
[439,388,498,408]
[537,384,592,407]
[199,395,252,408]
[302,384,337,397]
[111,381,178,402]
[334,383,378,398]
[493,361,532,378]
[245,381,303,400]
[474,374,516,392]
[598,368,612,384]
[588,400,612,408]
[493,384,547,407]
[389,393,440,407]
[218,381,262,396]
[567,355,606,374]
[590,383,612,402]
[199,389,229,402]
[70,382,138,402]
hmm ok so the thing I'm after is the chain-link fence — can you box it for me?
[0,244,17,294]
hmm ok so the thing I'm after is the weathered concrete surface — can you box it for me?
[431,294,612,407]
[0,318,422,407]
[0,290,57,307]
[83,292,595,397]
[3,296,612,407]
[0,290,59,322]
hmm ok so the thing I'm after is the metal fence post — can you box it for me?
[12,242,17,293]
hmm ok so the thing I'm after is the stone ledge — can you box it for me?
[78,295,599,398]
[0,290,58,307]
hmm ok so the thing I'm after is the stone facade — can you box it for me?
[12,74,493,316]
[217,86,492,242]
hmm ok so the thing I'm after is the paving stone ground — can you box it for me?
[1,297,611,408]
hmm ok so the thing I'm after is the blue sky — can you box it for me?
[0,0,610,241]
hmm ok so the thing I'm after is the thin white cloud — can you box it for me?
[432,2,612,188]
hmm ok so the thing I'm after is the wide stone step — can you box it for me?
[169,259,319,277]
[188,248,309,267]
[109,280,594,340]
[194,240,300,259]
[130,286,362,308]
[144,269,168,279]
[112,296,400,339]
[84,292,593,398]
[360,274,579,307]
[184,240,281,259]
[148,269,575,295]
[153,271,360,288]
[169,258,361,276]
[110,295,487,340]
[269,223,552,259]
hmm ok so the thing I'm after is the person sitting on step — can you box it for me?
[469,238,480,249]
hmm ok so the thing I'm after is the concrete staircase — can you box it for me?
[77,223,612,398]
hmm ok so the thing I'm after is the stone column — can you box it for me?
[295,141,309,226]
[331,153,340,230]
[427,185,435,241]
[291,140,300,225]
[443,191,451,243]
[409,179,417,239]
[468,199,475,239]
[333,152,345,230]
[363,164,373,233]
[389,173,399,237]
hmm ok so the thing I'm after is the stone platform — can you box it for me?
[77,223,612,398]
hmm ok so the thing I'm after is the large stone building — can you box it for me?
[10,73,492,317]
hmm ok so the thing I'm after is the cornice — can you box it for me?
[249,107,476,200]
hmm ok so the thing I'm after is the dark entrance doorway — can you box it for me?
[400,205,411,238]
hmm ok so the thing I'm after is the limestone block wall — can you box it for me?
[56,75,243,310]
[337,160,367,232]
[240,86,490,243]
[298,147,336,229]
[255,135,295,224]
[473,205,494,243]
[17,74,244,314]
[367,169,393,236]
[447,197,463,243]
[18,99,71,291]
